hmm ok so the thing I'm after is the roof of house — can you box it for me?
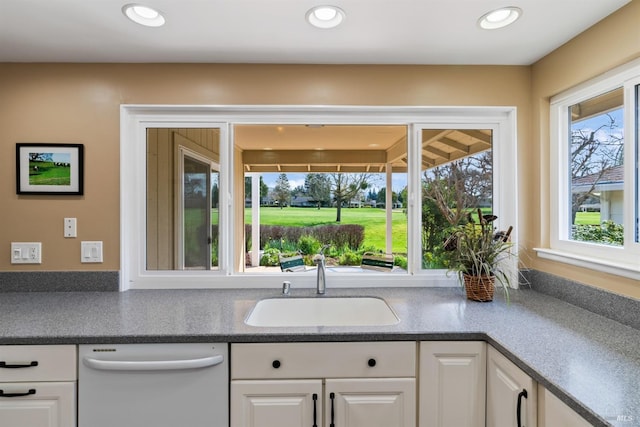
[572,165,624,193]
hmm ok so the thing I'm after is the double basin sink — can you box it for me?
[245,296,399,327]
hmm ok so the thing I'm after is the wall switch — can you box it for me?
[81,241,103,263]
[64,218,77,238]
[11,242,42,264]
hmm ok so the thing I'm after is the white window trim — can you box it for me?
[120,105,517,290]
[540,58,640,280]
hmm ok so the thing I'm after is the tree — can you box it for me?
[245,175,269,205]
[570,112,624,223]
[272,173,291,208]
[305,173,331,209]
[327,173,372,222]
[422,152,492,226]
[375,188,398,206]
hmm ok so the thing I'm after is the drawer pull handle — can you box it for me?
[0,361,39,369]
[330,392,335,427]
[0,389,36,398]
[312,393,318,427]
[517,388,528,427]
[272,360,281,369]
[367,358,376,367]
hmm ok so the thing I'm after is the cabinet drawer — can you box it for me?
[0,345,76,382]
[0,381,76,426]
[231,342,416,379]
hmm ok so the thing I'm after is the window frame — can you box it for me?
[120,105,517,290]
[541,59,640,280]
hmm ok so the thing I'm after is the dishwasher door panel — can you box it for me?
[78,343,228,427]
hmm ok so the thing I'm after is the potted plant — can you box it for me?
[444,208,513,302]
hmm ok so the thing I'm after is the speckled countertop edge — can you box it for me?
[0,287,638,427]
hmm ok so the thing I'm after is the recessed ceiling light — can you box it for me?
[122,4,166,27]
[306,5,345,29]
[478,6,521,30]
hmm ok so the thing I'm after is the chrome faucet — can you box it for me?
[314,246,329,294]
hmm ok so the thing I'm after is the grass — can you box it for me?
[29,161,71,185]
[574,211,600,225]
[245,207,408,254]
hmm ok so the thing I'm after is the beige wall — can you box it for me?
[0,2,637,297]
[529,0,640,298]
[0,64,531,272]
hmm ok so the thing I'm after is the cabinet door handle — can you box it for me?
[367,358,376,367]
[0,361,38,369]
[0,389,36,398]
[312,393,318,427]
[517,388,528,427]
[330,392,336,427]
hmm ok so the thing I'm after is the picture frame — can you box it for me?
[16,143,84,195]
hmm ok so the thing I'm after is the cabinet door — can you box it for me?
[0,382,75,427]
[487,347,537,427]
[419,341,486,427]
[538,387,591,427]
[326,378,416,427]
[231,379,322,427]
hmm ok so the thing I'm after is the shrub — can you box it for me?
[260,247,281,266]
[393,254,408,270]
[572,220,623,246]
[298,235,321,255]
[338,248,362,266]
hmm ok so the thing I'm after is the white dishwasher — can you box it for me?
[79,343,228,427]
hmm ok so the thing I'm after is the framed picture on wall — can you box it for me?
[16,143,84,195]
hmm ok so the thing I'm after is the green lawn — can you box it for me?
[245,207,408,254]
[574,211,600,225]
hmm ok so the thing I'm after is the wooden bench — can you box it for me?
[360,252,394,272]
[279,255,307,272]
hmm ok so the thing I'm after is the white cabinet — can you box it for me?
[0,345,76,427]
[327,378,415,427]
[538,387,591,427]
[487,346,537,427]
[231,342,416,427]
[419,341,486,427]
[231,380,322,427]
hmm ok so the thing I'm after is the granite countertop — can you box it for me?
[0,286,638,426]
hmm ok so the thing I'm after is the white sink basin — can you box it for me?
[245,297,399,327]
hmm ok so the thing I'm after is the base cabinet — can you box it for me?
[0,345,76,427]
[419,341,486,427]
[230,342,416,427]
[487,346,537,427]
[0,382,75,427]
[327,378,415,427]
[231,380,322,427]
[538,387,591,427]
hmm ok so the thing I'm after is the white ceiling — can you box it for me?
[0,0,631,65]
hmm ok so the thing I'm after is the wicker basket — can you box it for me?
[463,274,495,302]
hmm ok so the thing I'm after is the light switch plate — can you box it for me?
[11,242,42,264]
[81,241,103,263]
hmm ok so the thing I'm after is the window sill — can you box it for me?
[534,248,640,281]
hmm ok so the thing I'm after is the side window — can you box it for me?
[420,129,494,269]
[547,60,640,275]
[146,128,220,271]
[568,88,624,246]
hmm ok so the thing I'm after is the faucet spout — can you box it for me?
[316,256,326,294]
[314,245,329,294]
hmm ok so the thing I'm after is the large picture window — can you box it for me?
[120,106,517,289]
[546,60,640,279]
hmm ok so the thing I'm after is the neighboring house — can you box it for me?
[572,165,624,224]
[290,195,316,207]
